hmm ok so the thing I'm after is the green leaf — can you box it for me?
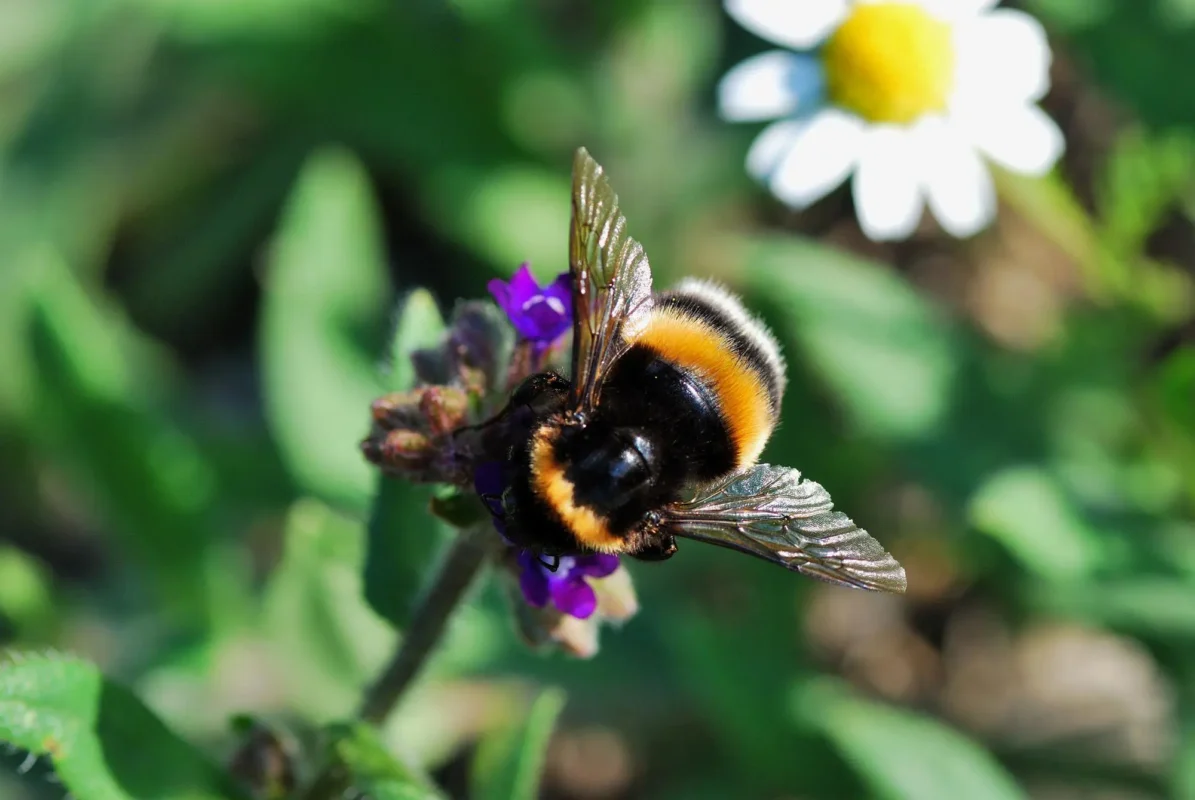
[1034,577,1195,639]
[0,651,246,800]
[0,546,53,634]
[1097,131,1194,261]
[1175,715,1195,800]
[793,679,1027,800]
[260,147,391,512]
[130,0,372,37]
[0,247,41,423]
[741,235,957,440]
[315,723,445,800]
[969,467,1105,581]
[364,479,453,629]
[470,687,566,800]
[428,165,570,274]
[365,289,454,627]
[26,250,216,623]
[1024,0,1195,130]
[662,607,817,790]
[262,499,395,720]
[1158,346,1195,435]
[123,137,307,340]
[384,288,445,392]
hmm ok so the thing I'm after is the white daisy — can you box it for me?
[718,0,1065,241]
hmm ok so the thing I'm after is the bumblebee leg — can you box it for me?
[536,553,561,572]
[628,533,677,562]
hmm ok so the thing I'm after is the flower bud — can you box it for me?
[381,430,433,466]
[418,386,470,435]
[447,300,513,384]
[508,582,600,659]
[591,565,639,624]
[370,390,426,429]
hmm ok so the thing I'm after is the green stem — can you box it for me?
[359,525,492,725]
[301,526,492,800]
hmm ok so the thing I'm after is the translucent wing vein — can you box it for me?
[664,465,907,593]
[568,148,654,413]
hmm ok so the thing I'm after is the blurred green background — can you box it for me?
[2,0,1195,798]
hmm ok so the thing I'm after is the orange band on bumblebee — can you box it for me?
[630,308,776,468]
[529,427,626,552]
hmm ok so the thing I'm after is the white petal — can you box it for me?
[917,117,995,237]
[968,103,1065,176]
[953,10,1052,105]
[746,119,803,180]
[717,51,824,122]
[725,0,848,50]
[852,126,925,241]
[769,109,863,208]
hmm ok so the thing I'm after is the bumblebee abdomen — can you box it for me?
[629,279,786,469]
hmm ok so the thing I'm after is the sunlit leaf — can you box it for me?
[0,652,246,800]
[384,288,445,392]
[969,467,1105,581]
[263,499,395,721]
[0,546,53,635]
[260,147,391,512]
[794,678,1027,800]
[470,687,566,800]
[427,165,570,274]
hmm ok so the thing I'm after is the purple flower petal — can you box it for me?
[521,296,571,341]
[550,576,598,619]
[517,551,551,608]
[507,263,540,298]
[574,553,620,579]
[488,264,574,346]
[544,272,572,305]
[550,555,578,579]
[487,278,514,314]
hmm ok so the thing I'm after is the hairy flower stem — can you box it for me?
[358,525,492,725]
[301,526,492,800]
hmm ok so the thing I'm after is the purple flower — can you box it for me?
[517,551,620,620]
[487,263,572,346]
[473,461,509,539]
[474,462,620,620]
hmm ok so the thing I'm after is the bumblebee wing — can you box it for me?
[568,147,654,413]
[661,464,907,593]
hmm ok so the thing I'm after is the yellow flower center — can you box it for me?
[823,3,955,124]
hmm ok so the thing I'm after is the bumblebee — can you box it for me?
[492,148,905,593]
